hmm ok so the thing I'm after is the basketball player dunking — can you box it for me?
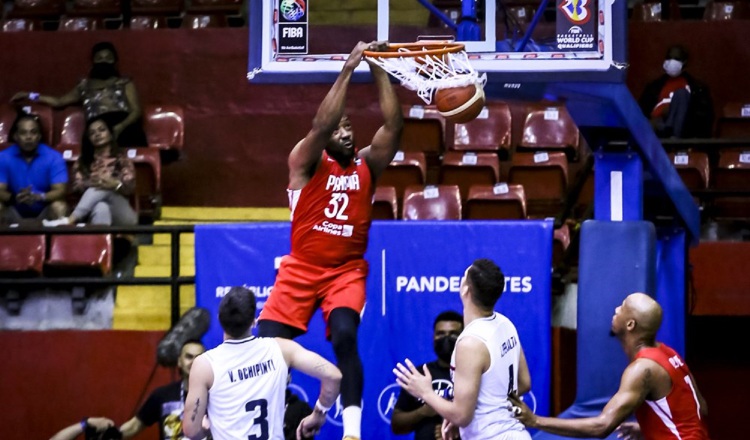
[257,41,403,440]
[395,259,533,440]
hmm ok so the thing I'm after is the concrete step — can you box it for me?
[113,285,195,330]
[138,246,195,266]
[135,265,195,277]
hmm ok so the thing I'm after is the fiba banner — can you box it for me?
[277,0,308,54]
[196,221,553,439]
[556,0,599,52]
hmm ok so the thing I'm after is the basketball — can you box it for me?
[435,82,486,123]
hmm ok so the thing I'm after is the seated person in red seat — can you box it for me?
[638,45,713,139]
[0,112,68,224]
[67,118,138,226]
[12,41,147,147]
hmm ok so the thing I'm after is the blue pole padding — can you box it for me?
[515,0,551,51]
[458,0,481,41]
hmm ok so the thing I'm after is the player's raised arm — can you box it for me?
[511,359,651,438]
[288,42,369,189]
[360,57,403,180]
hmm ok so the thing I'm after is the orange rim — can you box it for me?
[363,42,465,59]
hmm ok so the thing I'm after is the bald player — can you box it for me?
[510,293,710,440]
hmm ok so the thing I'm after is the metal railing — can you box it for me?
[0,224,195,326]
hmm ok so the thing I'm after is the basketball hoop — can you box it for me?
[364,41,487,105]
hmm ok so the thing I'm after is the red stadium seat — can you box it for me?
[711,148,750,219]
[372,186,398,220]
[59,15,104,30]
[716,102,750,138]
[131,0,182,16]
[508,151,568,218]
[400,104,446,155]
[6,0,65,19]
[428,0,461,28]
[4,104,54,146]
[507,5,536,24]
[450,101,512,155]
[55,107,85,151]
[377,151,427,203]
[402,185,462,220]
[129,15,168,29]
[0,235,46,275]
[632,2,663,21]
[143,104,185,151]
[465,184,527,220]
[668,151,709,191]
[519,103,579,157]
[2,18,40,31]
[703,1,746,20]
[126,147,162,222]
[46,234,112,276]
[0,104,17,149]
[439,151,501,203]
[181,13,228,28]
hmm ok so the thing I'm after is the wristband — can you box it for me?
[28,92,40,101]
[314,399,332,414]
[80,418,88,431]
[115,182,123,192]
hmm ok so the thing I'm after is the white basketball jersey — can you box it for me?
[203,336,288,440]
[452,312,531,440]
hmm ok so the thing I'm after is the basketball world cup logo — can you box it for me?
[280,0,306,21]
[558,0,591,24]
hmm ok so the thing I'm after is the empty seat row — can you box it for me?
[380,150,569,218]
[633,1,749,21]
[0,234,112,276]
[2,14,234,31]
[669,149,750,191]
[716,102,750,139]
[400,102,580,157]
[0,103,184,153]
[4,0,242,19]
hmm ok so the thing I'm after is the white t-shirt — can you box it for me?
[451,312,531,440]
[202,336,288,440]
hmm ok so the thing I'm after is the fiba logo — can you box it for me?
[558,0,591,24]
[377,383,402,424]
[280,0,306,21]
[325,396,346,426]
[288,383,309,403]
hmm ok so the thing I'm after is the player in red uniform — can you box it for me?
[257,41,402,440]
[509,292,710,440]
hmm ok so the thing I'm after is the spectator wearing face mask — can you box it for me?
[391,311,464,440]
[638,45,714,139]
[12,41,147,147]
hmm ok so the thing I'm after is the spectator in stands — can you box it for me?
[119,340,206,440]
[66,117,138,226]
[0,112,68,225]
[391,310,464,440]
[284,371,314,440]
[50,417,120,440]
[12,41,147,147]
[639,45,713,139]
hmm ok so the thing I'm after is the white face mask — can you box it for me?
[663,59,683,77]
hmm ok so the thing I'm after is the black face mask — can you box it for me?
[434,335,458,364]
[89,62,119,80]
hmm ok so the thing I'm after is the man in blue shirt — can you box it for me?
[0,113,68,224]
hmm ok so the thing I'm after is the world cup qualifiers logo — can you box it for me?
[558,0,591,24]
[280,0,306,21]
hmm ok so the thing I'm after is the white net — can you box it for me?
[366,47,487,104]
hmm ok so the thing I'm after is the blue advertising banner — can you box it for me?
[196,221,553,439]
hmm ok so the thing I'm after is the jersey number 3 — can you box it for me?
[245,399,269,440]
[324,193,349,220]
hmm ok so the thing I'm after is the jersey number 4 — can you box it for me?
[324,193,349,220]
[245,399,269,440]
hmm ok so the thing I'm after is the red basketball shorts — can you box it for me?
[258,255,368,333]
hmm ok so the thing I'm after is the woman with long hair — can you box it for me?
[68,117,138,226]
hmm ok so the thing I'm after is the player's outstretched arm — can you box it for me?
[183,355,214,440]
[359,58,403,180]
[510,359,651,438]
[288,42,369,189]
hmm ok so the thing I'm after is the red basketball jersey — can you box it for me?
[634,343,710,440]
[288,152,374,267]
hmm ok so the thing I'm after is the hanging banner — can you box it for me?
[196,221,553,439]
[556,0,598,51]
[277,0,308,54]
